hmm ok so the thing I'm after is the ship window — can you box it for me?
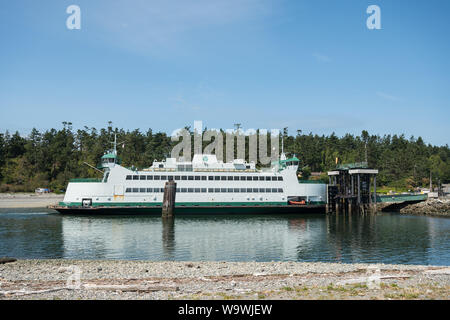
[208,176,214,180]
[147,175,153,180]
[214,188,220,193]
[259,188,265,193]
[177,165,185,171]
[221,176,226,181]
[227,188,233,193]
[265,176,271,181]
[278,188,283,193]
[201,176,207,181]
[160,188,164,192]
[266,188,272,193]
[240,188,246,193]
[259,176,265,181]
[271,176,277,181]
[221,188,227,193]
[132,188,139,193]
[154,175,160,180]
[185,165,193,172]
[234,176,240,181]
[240,176,246,181]
[153,188,160,192]
[103,172,110,182]
[195,176,200,181]
[159,164,164,168]
[126,175,132,180]
[293,161,299,165]
[194,188,200,193]
[181,176,187,180]
[161,175,167,180]
[253,188,258,193]
[252,176,258,181]
[140,175,146,180]
[188,176,194,180]
[247,188,253,193]
[126,188,132,192]
[227,176,233,181]
[188,188,194,193]
[287,162,292,166]
[278,176,283,181]
[181,188,187,193]
[168,176,174,181]
[272,188,277,193]
[139,188,146,193]
[133,175,139,180]
[246,176,252,181]
[246,165,250,169]
[147,188,153,193]
[201,188,207,193]
[214,176,220,181]
[174,176,180,180]
[208,188,214,193]
[176,188,180,192]
[234,188,240,193]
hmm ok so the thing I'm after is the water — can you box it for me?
[0,210,448,265]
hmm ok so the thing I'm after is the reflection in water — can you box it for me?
[162,218,175,260]
[0,211,448,265]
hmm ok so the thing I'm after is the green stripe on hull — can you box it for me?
[53,205,325,215]
[59,201,287,207]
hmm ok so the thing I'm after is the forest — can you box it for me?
[0,122,449,193]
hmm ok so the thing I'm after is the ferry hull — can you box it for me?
[50,204,326,215]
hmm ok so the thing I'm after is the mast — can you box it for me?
[113,134,117,156]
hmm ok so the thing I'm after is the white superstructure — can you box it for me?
[61,141,326,207]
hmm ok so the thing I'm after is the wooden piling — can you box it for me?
[162,181,177,218]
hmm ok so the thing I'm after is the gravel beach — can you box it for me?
[0,193,64,209]
[0,260,448,300]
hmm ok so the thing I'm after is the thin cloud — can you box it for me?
[312,53,331,63]
[376,91,403,102]
[90,0,274,54]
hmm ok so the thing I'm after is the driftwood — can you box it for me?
[0,283,178,296]
[0,257,17,264]
[82,284,179,292]
[0,287,71,296]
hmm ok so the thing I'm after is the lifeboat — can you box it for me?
[289,200,306,205]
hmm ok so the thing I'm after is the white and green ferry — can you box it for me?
[52,141,327,214]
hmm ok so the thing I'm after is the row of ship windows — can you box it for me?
[126,175,283,181]
[125,187,284,193]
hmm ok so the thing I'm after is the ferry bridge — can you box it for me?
[327,162,427,214]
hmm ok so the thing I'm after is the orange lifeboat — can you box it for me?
[289,200,306,205]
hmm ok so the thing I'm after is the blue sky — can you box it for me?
[0,0,449,145]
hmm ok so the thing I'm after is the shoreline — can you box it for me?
[0,193,63,209]
[0,259,448,300]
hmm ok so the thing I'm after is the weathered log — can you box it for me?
[0,257,17,264]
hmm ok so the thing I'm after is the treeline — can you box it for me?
[0,123,449,192]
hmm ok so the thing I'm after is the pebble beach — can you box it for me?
[0,259,448,300]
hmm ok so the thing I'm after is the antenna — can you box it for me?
[113,134,117,155]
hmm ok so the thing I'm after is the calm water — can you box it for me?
[0,210,449,265]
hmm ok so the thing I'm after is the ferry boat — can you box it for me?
[51,138,327,215]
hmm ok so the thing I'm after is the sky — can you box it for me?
[0,0,449,145]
